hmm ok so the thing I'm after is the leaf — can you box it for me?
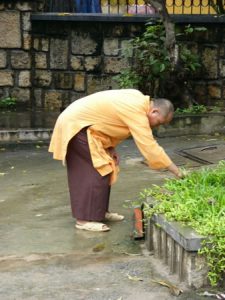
[92,243,105,252]
[151,279,183,296]
[127,274,143,282]
[159,64,166,72]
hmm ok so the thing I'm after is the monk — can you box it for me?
[49,89,183,232]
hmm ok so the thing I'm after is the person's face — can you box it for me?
[147,108,173,128]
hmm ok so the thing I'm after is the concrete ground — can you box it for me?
[0,134,224,300]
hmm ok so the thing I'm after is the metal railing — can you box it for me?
[45,0,225,15]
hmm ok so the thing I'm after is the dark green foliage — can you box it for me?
[116,23,206,106]
[0,97,16,109]
[139,161,225,286]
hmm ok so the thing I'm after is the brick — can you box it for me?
[0,71,13,86]
[71,56,84,71]
[18,71,31,87]
[44,91,62,111]
[71,32,98,55]
[84,56,101,72]
[35,52,47,69]
[0,12,21,48]
[34,71,52,87]
[11,51,31,69]
[103,38,119,56]
[74,73,85,92]
[50,38,68,69]
[0,50,7,68]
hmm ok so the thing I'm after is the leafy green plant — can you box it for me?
[139,161,225,286]
[175,104,207,114]
[116,23,206,106]
[0,97,16,109]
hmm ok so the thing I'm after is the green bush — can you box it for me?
[0,97,16,109]
[116,23,206,105]
[139,161,225,286]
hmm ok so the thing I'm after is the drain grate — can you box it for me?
[175,143,225,165]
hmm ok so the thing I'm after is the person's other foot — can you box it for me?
[75,221,110,232]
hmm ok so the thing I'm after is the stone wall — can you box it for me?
[0,0,44,107]
[31,20,144,111]
[188,26,225,108]
[0,0,225,111]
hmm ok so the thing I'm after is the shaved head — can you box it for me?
[152,98,174,117]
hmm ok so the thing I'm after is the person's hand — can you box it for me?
[178,168,188,179]
[167,163,187,179]
[108,147,120,165]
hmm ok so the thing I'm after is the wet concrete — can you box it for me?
[0,135,224,299]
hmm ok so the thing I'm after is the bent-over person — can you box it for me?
[49,89,183,232]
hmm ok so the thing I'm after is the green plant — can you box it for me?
[175,104,207,114]
[138,161,225,286]
[115,23,206,106]
[0,97,16,109]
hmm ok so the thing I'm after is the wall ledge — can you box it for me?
[31,13,225,24]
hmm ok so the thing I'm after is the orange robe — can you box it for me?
[49,89,172,184]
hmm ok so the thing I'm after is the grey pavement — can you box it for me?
[0,134,224,300]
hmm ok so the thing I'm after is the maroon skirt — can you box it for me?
[66,128,111,221]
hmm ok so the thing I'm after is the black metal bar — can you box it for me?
[45,0,225,15]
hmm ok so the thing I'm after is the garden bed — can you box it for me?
[142,162,225,288]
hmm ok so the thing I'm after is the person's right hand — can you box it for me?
[177,168,188,179]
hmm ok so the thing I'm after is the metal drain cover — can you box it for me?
[176,144,225,165]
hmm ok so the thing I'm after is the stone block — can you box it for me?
[120,39,133,57]
[104,57,129,74]
[71,56,84,71]
[219,45,225,57]
[22,12,31,31]
[74,73,85,92]
[53,72,73,89]
[50,38,68,69]
[11,88,30,104]
[84,56,101,72]
[34,71,52,87]
[146,216,209,288]
[103,38,119,56]
[41,38,49,52]
[219,59,225,77]
[202,47,218,79]
[111,25,125,37]
[18,71,31,87]
[0,71,13,86]
[130,24,144,36]
[0,51,7,68]
[87,75,118,94]
[71,32,98,55]
[34,89,43,108]
[44,91,62,111]
[16,2,32,11]
[70,92,86,103]
[185,252,208,288]
[35,52,47,69]
[151,214,205,252]
[33,38,49,52]
[11,51,31,69]
[193,83,207,104]
[208,84,221,98]
[23,32,32,50]
[0,12,21,48]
